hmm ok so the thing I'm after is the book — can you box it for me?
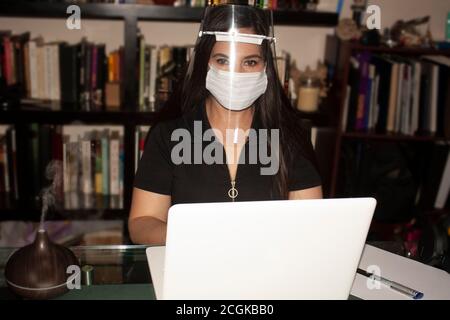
[109,130,120,197]
[435,149,450,209]
[355,51,371,131]
[386,62,399,133]
[59,43,80,107]
[6,127,18,200]
[410,61,422,136]
[419,143,450,209]
[371,55,393,133]
[27,37,43,100]
[101,130,110,196]
[48,42,62,102]
[394,62,404,133]
[81,131,93,195]
[138,33,145,111]
[148,45,157,112]
[422,55,450,138]
[346,55,360,132]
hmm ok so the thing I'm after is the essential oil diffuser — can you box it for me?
[4,229,79,300]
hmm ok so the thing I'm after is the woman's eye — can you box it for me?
[244,60,259,67]
[216,58,229,65]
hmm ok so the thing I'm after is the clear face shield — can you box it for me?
[186,4,278,117]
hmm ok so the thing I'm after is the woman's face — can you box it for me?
[208,27,265,73]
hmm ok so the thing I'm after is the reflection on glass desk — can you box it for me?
[0,243,407,300]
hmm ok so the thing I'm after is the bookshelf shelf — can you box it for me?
[0,107,157,125]
[297,110,333,126]
[425,208,450,217]
[0,2,339,27]
[348,43,450,56]
[0,107,333,127]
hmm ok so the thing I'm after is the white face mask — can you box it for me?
[205,64,268,111]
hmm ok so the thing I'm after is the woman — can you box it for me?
[129,4,323,245]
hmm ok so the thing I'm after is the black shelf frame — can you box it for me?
[0,1,338,221]
[0,2,338,26]
[0,107,157,125]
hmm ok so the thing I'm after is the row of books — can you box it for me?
[62,125,125,210]
[0,31,200,112]
[1,28,296,112]
[0,32,110,111]
[0,124,125,210]
[137,33,193,112]
[343,53,450,138]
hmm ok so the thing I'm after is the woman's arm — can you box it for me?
[288,186,323,200]
[128,187,171,245]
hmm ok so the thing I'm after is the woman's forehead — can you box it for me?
[211,41,262,57]
[209,27,263,57]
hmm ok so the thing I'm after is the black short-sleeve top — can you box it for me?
[134,105,321,205]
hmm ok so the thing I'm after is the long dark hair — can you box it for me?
[154,4,319,199]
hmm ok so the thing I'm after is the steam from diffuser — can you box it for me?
[39,160,63,231]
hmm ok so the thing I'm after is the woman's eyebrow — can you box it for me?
[244,54,263,59]
[212,53,263,59]
[212,53,229,58]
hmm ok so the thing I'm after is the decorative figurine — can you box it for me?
[336,18,363,41]
[391,16,434,47]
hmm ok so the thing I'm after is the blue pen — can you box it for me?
[357,268,424,300]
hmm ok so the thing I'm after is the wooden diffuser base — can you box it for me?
[4,229,79,300]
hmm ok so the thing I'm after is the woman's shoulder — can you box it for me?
[151,105,201,135]
[149,114,189,136]
[146,110,198,151]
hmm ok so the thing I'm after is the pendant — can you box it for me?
[228,181,238,200]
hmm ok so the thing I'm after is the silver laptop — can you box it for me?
[147,198,376,300]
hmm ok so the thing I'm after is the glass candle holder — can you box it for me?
[297,76,320,113]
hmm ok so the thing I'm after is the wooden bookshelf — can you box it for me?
[0,2,339,222]
[326,37,450,218]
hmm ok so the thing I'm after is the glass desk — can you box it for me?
[0,243,406,300]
